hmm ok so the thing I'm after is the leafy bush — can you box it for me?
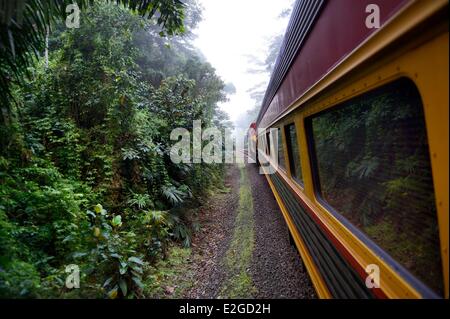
[0,1,229,298]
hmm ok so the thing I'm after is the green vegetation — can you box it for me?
[0,0,185,111]
[144,245,194,298]
[0,1,231,298]
[219,165,257,298]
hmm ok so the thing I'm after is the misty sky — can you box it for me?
[194,0,294,127]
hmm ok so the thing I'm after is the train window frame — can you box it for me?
[305,77,444,297]
[284,122,304,186]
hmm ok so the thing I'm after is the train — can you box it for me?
[249,0,448,298]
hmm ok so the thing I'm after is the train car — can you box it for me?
[253,0,448,298]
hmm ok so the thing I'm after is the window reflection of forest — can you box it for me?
[310,78,443,295]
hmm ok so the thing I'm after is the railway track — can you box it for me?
[184,164,315,299]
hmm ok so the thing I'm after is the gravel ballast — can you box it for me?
[185,164,316,299]
[247,163,316,299]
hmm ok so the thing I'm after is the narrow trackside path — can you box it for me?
[184,166,241,298]
[179,164,315,299]
[219,165,257,298]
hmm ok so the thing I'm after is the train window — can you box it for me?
[278,128,286,169]
[307,78,443,295]
[285,123,303,183]
[266,131,271,155]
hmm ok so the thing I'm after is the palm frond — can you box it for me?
[161,185,184,206]
[127,192,153,209]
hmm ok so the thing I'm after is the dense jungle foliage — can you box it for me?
[0,1,231,298]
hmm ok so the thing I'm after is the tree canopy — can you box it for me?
[0,0,185,114]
